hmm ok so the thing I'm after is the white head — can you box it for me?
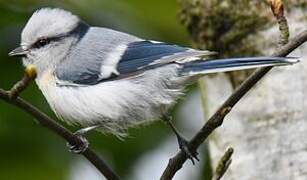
[9,8,89,75]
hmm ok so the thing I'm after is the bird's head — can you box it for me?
[9,8,89,75]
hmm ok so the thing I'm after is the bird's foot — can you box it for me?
[162,115,199,164]
[66,134,89,154]
[66,126,100,154]
[176,134,199,165]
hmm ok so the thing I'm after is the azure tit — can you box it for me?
[9,8,299,160]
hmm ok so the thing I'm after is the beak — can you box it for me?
[8,46,27,57]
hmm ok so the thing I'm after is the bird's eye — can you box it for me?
[34,38,50,48]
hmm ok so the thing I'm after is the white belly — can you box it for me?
[36,65,186,136]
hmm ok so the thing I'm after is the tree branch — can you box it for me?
[0,87,121,180]
[8,64,37,99]
[160,30,307,180]
[268,0,289,46]
[211,147,234,180]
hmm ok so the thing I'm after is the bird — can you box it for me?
[9,8,299,161]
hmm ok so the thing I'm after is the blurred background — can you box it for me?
[1,1,306,180]
[0,0,209,179]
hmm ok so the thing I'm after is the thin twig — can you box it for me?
[8,65,37,99]
[160,30,307,180]
[211,147,234,180]
[268,0,289,46]
[0,80,121,180]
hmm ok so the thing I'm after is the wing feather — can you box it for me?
[55,32,215,86]
[117,41,215,74]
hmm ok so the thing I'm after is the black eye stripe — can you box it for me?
[31,34,68,49]
[30,21,89,50]
[33,38,50,49]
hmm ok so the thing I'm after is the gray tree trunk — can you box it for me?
[205,9,307,179]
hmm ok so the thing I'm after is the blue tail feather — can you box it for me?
[181,57,299,76]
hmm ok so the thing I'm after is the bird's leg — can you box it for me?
[67,125,101,154]
[74,125,101,136]
[162,115,199,164]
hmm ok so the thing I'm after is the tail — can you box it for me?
[181,57,300,76]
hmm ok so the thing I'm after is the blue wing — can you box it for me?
[55,32,213,86]
[117,41,213,74]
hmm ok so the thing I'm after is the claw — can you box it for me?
[162,115,200,164]
[177,136,199,164]
[66,125,100,154]
[66,134,89,154]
